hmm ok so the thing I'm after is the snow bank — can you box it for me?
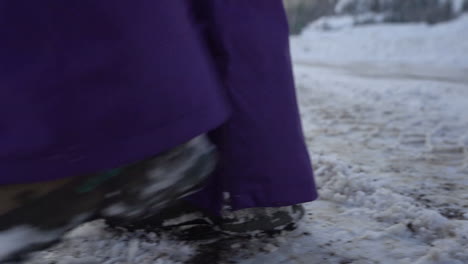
[292,15,468,68]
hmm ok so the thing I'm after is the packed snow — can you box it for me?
[21,15,468,264]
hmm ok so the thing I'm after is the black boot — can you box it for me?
[106,202,306,240]
[219,204,305,235]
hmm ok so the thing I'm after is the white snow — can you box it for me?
[294,15,468,69]
[25,221,196,264]
[241,14,468,264]
[22,15,468,264]
[0,213,91,262]
[0,226,61,260]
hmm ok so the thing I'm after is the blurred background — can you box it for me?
[284,0,468,34]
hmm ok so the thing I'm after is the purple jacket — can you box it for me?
[0,0,317,213]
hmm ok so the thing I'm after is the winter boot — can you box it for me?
[106,202,305,239]
[0,135,216,262]
[107,200,221,240]
[219,204,305,235]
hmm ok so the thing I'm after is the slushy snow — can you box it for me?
[22,15,468,264]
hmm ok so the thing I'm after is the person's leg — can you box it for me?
[0,0,230,260]
[0,178,73,216]
[123,0,318,235]
[189,0,318,216]
[0,135,216,261]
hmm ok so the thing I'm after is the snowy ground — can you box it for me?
[24,16,468,264]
